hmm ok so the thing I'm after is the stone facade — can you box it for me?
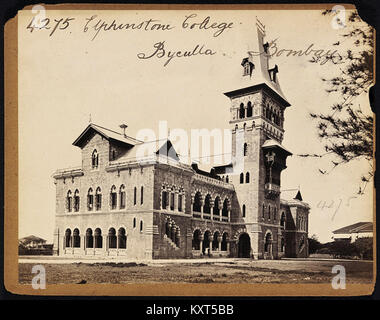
[52,22,310,260]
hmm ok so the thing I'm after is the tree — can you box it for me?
[328,240,358,258]
[354,237,373,260]
[308,234,323,254]
[300,10,374,194]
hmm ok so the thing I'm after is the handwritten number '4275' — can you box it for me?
[27,17,74,36]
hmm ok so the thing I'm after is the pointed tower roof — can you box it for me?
[224,18,290,107]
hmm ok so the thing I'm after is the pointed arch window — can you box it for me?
[226,175,229,183]
[95,187,102,211]
[162,189,168,210]
[262,203,265,218]
[110,185,117,210]
[87,188,94,211]
[119,185,126,209]
[240,172,244,184]
[141,186,144,205]
[239,103,245,119]
[92,149,99,169]
[140,220,144,232]
[242,204,246,218]
[246,172,250,183]
[247,101,253,117]
[73,190,80,212]
[133,187,137,205]
[66,190,73,212]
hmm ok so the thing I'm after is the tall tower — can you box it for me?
[223,19,292,259]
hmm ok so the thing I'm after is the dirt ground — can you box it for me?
[18,259,374,284]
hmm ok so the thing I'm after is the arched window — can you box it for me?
[94,228,102,248]
[170,189,175,210]
[66,190,72,212]
[92,150,99,169]
[118,228,127,249]
[178,193,183,212]
[193,192,202,212]
[242,204,246,218]
[246,172,250,183]
[86,228,93,248]
[133,217,136,228]
[140,220,143,232]
[203,194,211,214]
[108,228,117,249]
[268,205,271,220]
[226,175,229,183]
[243,143,248,156]
[140,186,144,205]
[95,187,102,211]
[73,228,80,248]
[262,203,265,218]
[213,196,220,216]
[73,190,80,212]
[212,231,220,251]
[247,101,253,117]
[65,229,72,248]
[239,103,245,119]
[119,185,126,209]
[221,232,228,251]
[133,187,137,205]
[87,188,94,211]
[162,189,168,209]
[264,232,272,252]
[280,212,286,228]
[192,230,201,250]
[110,185,117,210]
[222,199,229,218]
[240,173,244,184]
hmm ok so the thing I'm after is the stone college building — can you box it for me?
[52,21,310,260]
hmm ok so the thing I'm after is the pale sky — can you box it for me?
[18,8,373,243]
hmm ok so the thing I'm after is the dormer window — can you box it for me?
[241,58,254,77]
[92,150,99,169]
[269,65,279,82]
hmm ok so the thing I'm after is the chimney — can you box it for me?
[119,124,128,137]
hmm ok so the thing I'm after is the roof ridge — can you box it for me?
[91,123,142,143]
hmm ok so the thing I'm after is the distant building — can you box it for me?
[332,222,373,243]
[19,235,47,249]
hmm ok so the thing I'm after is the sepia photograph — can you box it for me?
[4,3,375,296]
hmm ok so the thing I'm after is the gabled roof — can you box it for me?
[156,140,180,161]
[333,222,373,234]
[72,123,142,148]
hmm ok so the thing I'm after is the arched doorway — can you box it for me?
[238,233,251,258]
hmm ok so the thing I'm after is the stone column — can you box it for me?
[217,235,223,252]
[81,235,86,255]
[199,234,204,255]
[210,200,214,221]
[227,209,231,222]
[103,235,108,255]
[208,234,213,255]
[200,199,204,219]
